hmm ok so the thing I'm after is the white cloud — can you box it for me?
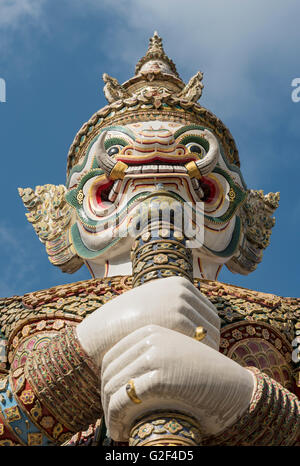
[0,0,46,28]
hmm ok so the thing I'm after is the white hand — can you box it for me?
[101,325,255,442]
[76,277,220,368]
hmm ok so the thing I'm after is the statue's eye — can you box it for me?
[186,142,206,158]
[107,145,122,157]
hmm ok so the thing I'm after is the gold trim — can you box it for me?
[194,326,207,342]
[129,412,202,446]
[126,380,142,404]
[185,161,202,179]
[110,161,128,180]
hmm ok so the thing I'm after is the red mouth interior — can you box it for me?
[96,180,114,206]
[200,177,217,203]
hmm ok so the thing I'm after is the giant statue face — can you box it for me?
[19,32,279,281]
[65,120,247,280]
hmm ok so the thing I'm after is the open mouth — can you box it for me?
[94,169,216,209]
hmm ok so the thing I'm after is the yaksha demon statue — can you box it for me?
[0,32,299,446]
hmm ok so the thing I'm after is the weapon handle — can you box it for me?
[128,197,202,446]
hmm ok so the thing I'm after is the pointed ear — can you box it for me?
[18,184,83,273]
[226,190,280,275]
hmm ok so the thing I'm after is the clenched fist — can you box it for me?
[101,325,256,442]
[76,276,220,368]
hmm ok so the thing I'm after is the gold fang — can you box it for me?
[185,161,202,180]
[126,379,142,404]
[110,161,128,180]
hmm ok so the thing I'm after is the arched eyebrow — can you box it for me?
[103,125,136,140]
[174,124,207,140]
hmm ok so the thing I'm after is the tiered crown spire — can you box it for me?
[135,31,180,78]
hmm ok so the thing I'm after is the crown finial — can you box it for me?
[148,30,163,54]
[135,31,180,78]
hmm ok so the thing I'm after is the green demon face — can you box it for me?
[65,120,247,279]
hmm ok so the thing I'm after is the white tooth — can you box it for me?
[114,181,121,193]
[134,166,142,173]
[108,192,116,202]
[192,178,200,189]
[127,166,142,174]
[126,167,135,174]
[150,165,158,172]
[142,165,154,173]
[108,188,116,202]
[158,165,170,173]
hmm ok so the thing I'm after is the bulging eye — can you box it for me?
[107,145,122,157]
[186,142,206,158]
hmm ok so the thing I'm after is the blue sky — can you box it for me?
[0,0,299,298]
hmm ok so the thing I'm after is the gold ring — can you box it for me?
[194,326,207,342]
[126,379,142,404]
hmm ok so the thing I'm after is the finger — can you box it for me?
[180,292,220,330]
[179,302,220,338]
[182,280,220,317]
[102,325,164,372]
[102,337,156,390]
[104,372,159,441]
[102,350,158,419]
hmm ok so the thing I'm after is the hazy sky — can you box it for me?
[0,0,299,298]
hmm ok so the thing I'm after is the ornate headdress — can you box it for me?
[66,31,240,178]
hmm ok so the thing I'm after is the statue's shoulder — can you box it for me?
[0,276,132,341]
[197,278,300,396]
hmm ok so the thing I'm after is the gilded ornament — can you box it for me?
[141,232,151,242]
[137,423,154,439]
[173,231,184,241]
[194,326,207,342]
[40,416,55,429]
[153,254,169,265]
[159,229,170,238]
[20,389,35,405]
[125,379,142,404]
[52,320,65,331]
[164,419,183,434]
[76,190,84,205]
[27,432,43,446]
[4,406,21,422]
[30,400,42,421]
[246,326,256,336]
[0,439,15,446]
[22,326,31,337]
[185,161,202,179]
[53,423,63,439]
[228,188,236,201]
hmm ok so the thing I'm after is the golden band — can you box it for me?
[194,326,207,342]
[126,379,142,404]
[110,161,128,180]
[185,161,202,180]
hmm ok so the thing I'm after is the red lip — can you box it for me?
[115,154,198,165]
